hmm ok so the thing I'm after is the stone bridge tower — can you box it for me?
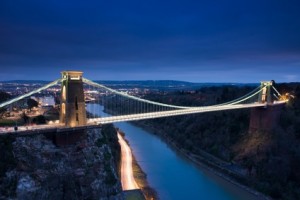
[258,81,274,104]
[249,80,283,133]
[60,71,87,127]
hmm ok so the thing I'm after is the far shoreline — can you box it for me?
[102,106,268,199]
[130,121,271,200]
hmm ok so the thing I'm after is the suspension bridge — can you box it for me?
[0,71,287,134]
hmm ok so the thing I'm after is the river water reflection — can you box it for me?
[87,104,257,200]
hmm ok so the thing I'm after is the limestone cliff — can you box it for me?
[0,125,123,200]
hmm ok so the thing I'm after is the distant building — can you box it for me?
[40,96,55,107]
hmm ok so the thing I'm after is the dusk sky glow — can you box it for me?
[0,0,300,82]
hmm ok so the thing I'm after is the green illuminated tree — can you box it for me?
[27,98,38,111]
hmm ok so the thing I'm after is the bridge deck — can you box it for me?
[0,124,102,136]
[89,102,269,124]
[0,101,287,135]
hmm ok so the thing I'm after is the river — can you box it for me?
[87,103,258,200]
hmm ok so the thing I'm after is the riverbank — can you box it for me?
[132,121,271,200]
[118,130,158,200]
[91,104,269,199]
[132,153,158,200]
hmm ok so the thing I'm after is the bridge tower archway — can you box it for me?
[258,81,274,104]
[60,71,87,127]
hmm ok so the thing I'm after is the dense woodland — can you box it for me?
[106,83,300,200]
[144,83,300,200]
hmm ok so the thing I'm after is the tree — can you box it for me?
[0,91,11,102]
[32,115,46,124]
[0,91,11,118]
[27,98,38,111]
[21,112,29,124]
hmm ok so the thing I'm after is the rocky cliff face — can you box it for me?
[0,125,123,200]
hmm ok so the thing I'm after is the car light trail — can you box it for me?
[118,132,139,190]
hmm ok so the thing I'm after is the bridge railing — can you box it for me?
[0,76,285,130]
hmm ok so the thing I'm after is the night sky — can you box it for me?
[0,0,300,82]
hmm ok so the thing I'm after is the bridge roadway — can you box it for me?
[88,102,270,124]
[0,101,286,135]
[0,123,102,135]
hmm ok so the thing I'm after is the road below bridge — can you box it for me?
[118,131,139,190]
